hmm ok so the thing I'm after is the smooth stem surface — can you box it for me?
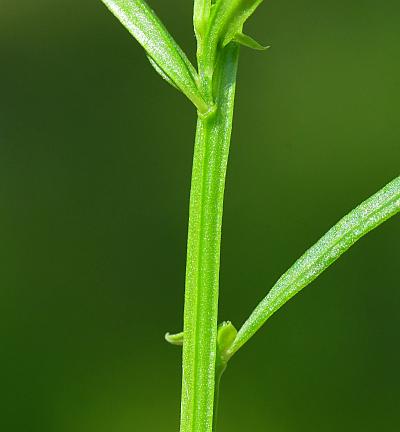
[180,44,239,432]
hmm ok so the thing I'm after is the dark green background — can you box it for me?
[1,1,399,430]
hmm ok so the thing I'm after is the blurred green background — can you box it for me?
[1,1,399,431]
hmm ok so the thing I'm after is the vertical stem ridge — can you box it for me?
[180,44,240,432]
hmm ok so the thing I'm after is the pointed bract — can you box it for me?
[233,32,269,50]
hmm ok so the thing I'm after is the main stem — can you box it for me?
[180,44,240,432]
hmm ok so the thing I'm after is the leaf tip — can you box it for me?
[233,33,270,51]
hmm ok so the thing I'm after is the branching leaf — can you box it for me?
[217,0,263,47]
[233,33,269,50]
[204,0,263,63]
[101,0,209,113]
[229,175,400,356]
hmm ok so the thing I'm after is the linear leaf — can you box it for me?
[229,175,400,355]
[233,33,269,50]
[204,0,263,59]
[101,0,208,113]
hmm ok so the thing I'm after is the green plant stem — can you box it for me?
[180,44,240,432]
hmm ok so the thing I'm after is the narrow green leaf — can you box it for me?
[233,32,269,50]
[229,175,400,355]
[218,0,264,47]
[101,0,209,113]
[203,0,263,62]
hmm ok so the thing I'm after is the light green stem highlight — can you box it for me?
[180,44,240,432]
